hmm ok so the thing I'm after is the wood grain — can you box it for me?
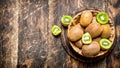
[18,0,49,68]
[0,0,19,68]
[0,0,120,68]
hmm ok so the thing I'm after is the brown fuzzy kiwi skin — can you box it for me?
[85,22,102,38]
[75,40,83,48]
[101,24,111,38]
[93,37,101,42]
[93,25,103,38]
[82,41,100,57]
[80,11,93,27]
[67,24,84,42]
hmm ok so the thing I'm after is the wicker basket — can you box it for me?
[67,10,115,58]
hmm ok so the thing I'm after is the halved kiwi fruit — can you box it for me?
[100,39,112,50]
[82,32,92,44]
[61,15,72,27]
[96,12,109,25]
[52,25,61,36]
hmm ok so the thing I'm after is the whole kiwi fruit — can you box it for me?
[93,37,101,42]
[67,24,83,42]
[82,41,100,57]
[85,22,103,38]
[101,24,111,38]
[80,11,93,27]
[75,40,83,48]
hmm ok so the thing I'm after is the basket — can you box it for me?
[67,10,115,58]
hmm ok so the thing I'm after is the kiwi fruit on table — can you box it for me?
[67,24,83,42]
[61,15,72,27]
[100,39,112,50]
[101,24,111,38]
[80,11,93,27]
[82,32,92,44]
[82,41,100,57]
[85,22,103,38]
[96,12,109,24]
[52,25,61,36]
[75,39,83,48]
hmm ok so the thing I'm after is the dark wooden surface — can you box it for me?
[0,0,120,68]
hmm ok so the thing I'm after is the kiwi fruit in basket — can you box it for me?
[67,10,115,58]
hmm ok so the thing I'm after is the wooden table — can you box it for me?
[0,0,120,68]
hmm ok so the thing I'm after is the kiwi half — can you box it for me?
[61,15,72,27]
[52,25,61,36]
[100,39,112,50]
[82,32,92,44]
[96,12,109,25]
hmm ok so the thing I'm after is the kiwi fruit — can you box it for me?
[75,40,83,48]
[96,12,109,24]
[82,41,100,57]
[52,25,61,36]
[80,11,93,27]
[82,32,92,44]
[61,15,72,27]
[72,15,80,26]
[101,24,111,38]
[85,22,103,38]
[67,24,83,42]
[67,10,114,58]
[100,39,112,50]
[93,37,101,42]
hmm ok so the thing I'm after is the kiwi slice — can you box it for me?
[61,15,72,27]
[82,33,92,44]
[96,12,109,24]
[100,39,112,50]
[52,25,61,36]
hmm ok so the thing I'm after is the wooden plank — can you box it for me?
[60,0,108,68]
[0,0,19,68]
[0,0,120,68]
[106,0,120,68]
[46,0,69,68]
[17,0,49,68]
